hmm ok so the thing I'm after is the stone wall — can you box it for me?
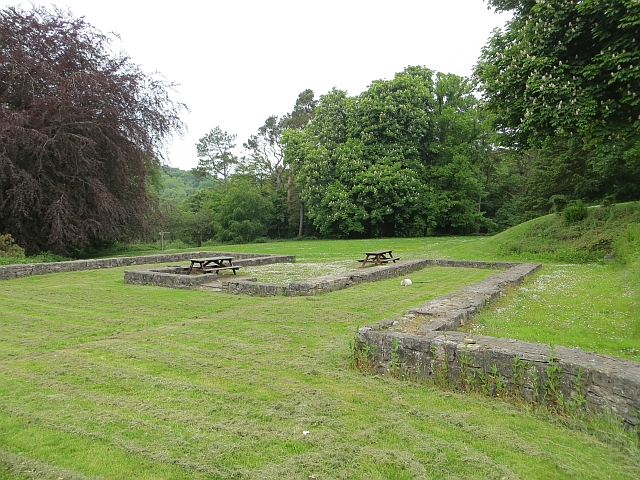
[284,259,437,296]
[125,258,438,295]
[0,251,293,281]
[357,262,640,429]
[217,259,495,296]
[122,254,295,289]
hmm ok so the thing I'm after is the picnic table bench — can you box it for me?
[187,256,241,275]
[358,250,400,267]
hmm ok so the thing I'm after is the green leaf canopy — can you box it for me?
[476,0,640,200]
[284,67,489,238]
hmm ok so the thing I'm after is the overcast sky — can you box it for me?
[3,0,512,170]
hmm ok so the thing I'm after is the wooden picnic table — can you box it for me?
[358,250,400,267]
[187,256,240,275]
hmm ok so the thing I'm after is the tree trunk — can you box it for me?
[298,202,304,237]
[476,194,482,234]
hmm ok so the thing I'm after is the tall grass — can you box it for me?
[615,222,640,266]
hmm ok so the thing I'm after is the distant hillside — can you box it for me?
[156,166,216,202]
[480,202,640,263]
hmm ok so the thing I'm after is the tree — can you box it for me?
[242,116,286,189]
[195,127,237,193]
[284,68,491,238]
[0,6,184,255]
[280,89,317,237]
[475,0,640,201]
[243,90,317,237]
[283,88,353,236]
[280,88,317,130]
[214,186,274,244]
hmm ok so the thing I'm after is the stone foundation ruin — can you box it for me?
[355,260,640,429]
[2,252,638,428]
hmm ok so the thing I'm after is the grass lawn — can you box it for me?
[1,237,639,479]
[466,263,640,360]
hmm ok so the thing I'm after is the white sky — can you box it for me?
[3,0,512,170]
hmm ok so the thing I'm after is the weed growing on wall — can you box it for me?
[492,365,508,398]
[511,356,529,401]
[349,338,378,373]
[459,348,472,392]
[390,338,401,378]
[544,348,565,413]
[566,366,587,413]
[350,341,596,425]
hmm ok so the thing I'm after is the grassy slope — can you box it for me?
[482,202,640,263]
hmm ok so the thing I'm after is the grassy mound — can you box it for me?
[483,202,640,263]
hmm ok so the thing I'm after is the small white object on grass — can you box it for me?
[400,278,412,286]
[303,430,310,435]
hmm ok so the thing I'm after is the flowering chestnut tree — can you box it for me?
[284,67,491,238]
[475,0,640,199]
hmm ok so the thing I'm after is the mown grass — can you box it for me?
[1,236,640,478]
[464,263,640,360]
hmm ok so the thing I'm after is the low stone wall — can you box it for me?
[284,259,437,296]
[123,254,295,289]
[406,262,541,332]
[0,251,292,281]
[359,329,640,428]
[357,261,640,429]
[125,259,438,295]
[220,278,285,296]
[218,259,479,296]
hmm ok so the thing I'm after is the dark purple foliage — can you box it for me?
[0,5,185,254]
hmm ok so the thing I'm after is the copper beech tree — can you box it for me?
[0,6,185,254]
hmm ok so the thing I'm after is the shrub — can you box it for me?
[549,194,568,215]
[0,233,25,258]
[562,200,588,224]
[601,194,616,208]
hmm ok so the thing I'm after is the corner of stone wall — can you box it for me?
[355,261,640,429]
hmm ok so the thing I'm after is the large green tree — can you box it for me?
[475,0,640,201]
[0,6,184,254]
[284,67,491,238]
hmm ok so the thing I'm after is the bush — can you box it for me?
[562,200,588,224]
[0,250,69,265]
[0,233,25,258]
[549,194,568,215]
[602,194,616,208]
